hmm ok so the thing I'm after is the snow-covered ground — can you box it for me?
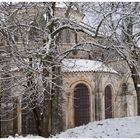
[8,134,43,138]
[54,117,140,138]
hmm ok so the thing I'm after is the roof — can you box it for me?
[8,59,118,74]
[62,59,118,73]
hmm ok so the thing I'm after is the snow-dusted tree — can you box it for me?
[0,2,64,137]
[79,2,140,111]
[0,1,140,138]
[0,2,95,137]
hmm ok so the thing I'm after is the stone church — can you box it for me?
[0,5,138,137]
[57,7,138,129]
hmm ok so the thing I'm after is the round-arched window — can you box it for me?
[74,83,90,126]
[104,85,113,119]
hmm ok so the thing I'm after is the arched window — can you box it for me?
[74,83,90,126]
[105,85,113,119]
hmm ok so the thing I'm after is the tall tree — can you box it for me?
[79,2,140,108]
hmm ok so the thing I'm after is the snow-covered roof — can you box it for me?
[62,59,118,74]
[9,59,118,74]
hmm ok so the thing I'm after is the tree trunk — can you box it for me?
[123,15,140,115]
[32,107,49,137]
[130,66,140,115]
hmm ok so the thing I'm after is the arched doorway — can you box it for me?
[74,83,90,127]
[105,85,113,119]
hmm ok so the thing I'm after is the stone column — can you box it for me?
[66,90,74,129]
[126,92,136,116]
[13,96,22,135]
[94,74,104,121]
[17,96,22,135]
[95,92,103,121]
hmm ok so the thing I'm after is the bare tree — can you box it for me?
[0,2,96,137]
[79,2,140,109]
[0,2,140,138]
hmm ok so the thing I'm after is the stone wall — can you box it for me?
[62,71,137,129]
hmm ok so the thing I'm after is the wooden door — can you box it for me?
[105,85,112,119]
[74,83,90,126]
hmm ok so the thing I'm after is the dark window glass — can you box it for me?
[105,85,112,119]
[74,83,90,126]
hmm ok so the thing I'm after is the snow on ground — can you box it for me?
[54,117,140,138]
[8,134,44,138]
